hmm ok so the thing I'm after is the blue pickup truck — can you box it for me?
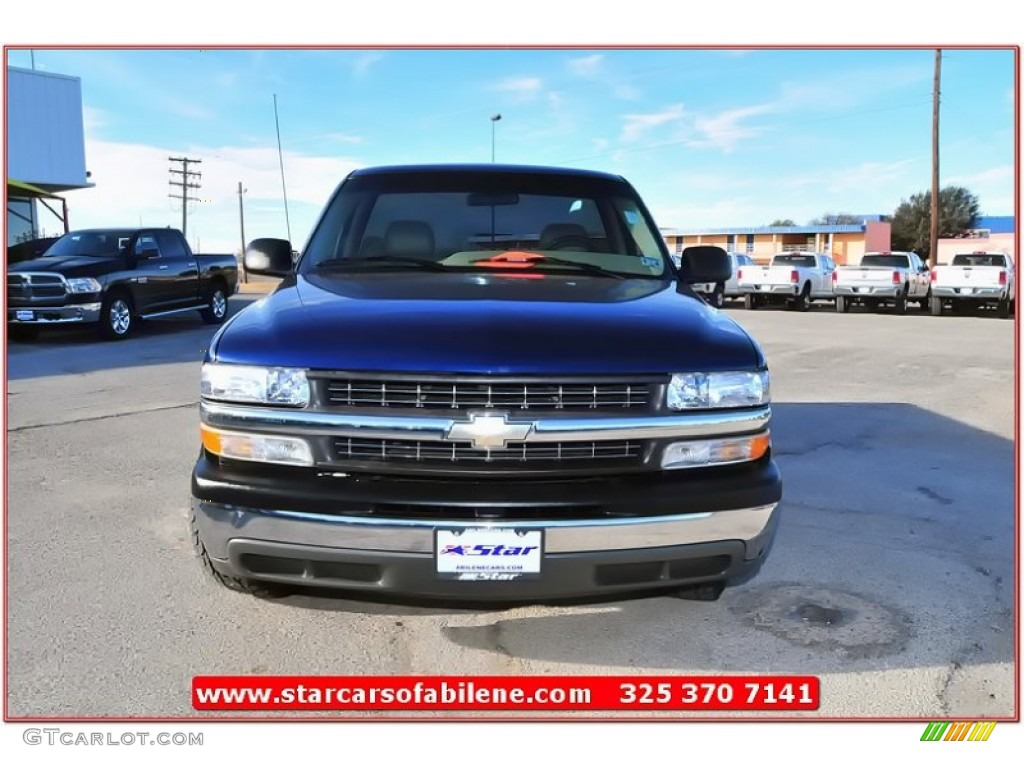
[191,164,781,602]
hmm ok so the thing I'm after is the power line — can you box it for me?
[168,156,202,240]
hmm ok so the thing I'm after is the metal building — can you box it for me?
[6,65,93,247]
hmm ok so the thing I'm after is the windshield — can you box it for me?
[952,253,1006,267]
[772,253,816,267]
[861,254,910,268]
[43,231,132,258]
[301,170,669,278]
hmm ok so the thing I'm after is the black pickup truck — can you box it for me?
[192,164,781,603]
[6,227,238,341]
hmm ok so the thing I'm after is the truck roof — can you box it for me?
[347,163,625,183]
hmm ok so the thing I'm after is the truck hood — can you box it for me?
[6,254,126,278]
[211,272,763,374]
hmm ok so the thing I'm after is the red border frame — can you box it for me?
[2,43,1020,724]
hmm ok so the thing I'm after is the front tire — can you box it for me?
[201,285,228,324]
[99,293,134,340]
[190,509,288,598]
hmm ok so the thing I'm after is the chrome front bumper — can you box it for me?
[7,302,102,324]
[194,500,779,560]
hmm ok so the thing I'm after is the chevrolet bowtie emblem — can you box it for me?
[445,413,534,450]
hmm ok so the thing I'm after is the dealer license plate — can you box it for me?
[15,310,34,321]
[435,528,543,580]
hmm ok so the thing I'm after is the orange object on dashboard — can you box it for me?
[474,251,547,268]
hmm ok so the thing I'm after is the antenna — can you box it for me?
[274,94,292,243]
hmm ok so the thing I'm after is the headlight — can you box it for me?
[201,363,310,407]
[67,277,102,294]
[201,425,313,466]
[666,370,770,410]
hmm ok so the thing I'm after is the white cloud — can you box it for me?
[688,103,776,152]
[947,164,1015,215]
[82,105,107,133]
[352,52,384,78]
[948,164,1014,187]
[492,76,543,100]
[286,131,364,147]
[612,83,642,101]
[775,64,931,114]
[653,197,767,230]
[63,138,362,253]
[823,159,916,193]
[620,104,685,142]
[568,54,603,77]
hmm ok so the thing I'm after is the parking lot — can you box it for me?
[5,296,1015,718]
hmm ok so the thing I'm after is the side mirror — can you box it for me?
[244,238,294,277]
[679,245,731,285]
[138,246,159,260]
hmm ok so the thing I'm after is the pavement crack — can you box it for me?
[7,401,198,433]
[774,438,870,457]
[916,486,954,505]
[937,660,961,716]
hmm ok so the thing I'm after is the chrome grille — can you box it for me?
[7,273,66,301]
[322,378,653,412]
[331,437,644,466]
[6,276,27,300]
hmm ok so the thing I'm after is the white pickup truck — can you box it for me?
[738,251,836,311]
[832,251,931,314]
[930,251,1015,317]
[689,251,756,308]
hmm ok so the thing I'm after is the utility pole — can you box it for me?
[929,50,941,267]
[237,181,248,283]
[168,156,202,241]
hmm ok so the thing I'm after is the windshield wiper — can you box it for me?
[313,256,449,272]
[470,253,629,280]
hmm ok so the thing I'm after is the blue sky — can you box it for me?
[5,47,1016,253]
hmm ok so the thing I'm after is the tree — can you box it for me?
[769,219,796,227]
[890,186,980,263]
[810,213,862,225]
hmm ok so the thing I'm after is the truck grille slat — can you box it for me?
[323,379,653,412]
[331,437,643,466]
[7,273,67,301]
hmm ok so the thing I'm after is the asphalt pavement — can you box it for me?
[4,296,1016,717]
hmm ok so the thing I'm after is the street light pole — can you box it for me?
[238,181,248,283]
[490,114,502,162]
